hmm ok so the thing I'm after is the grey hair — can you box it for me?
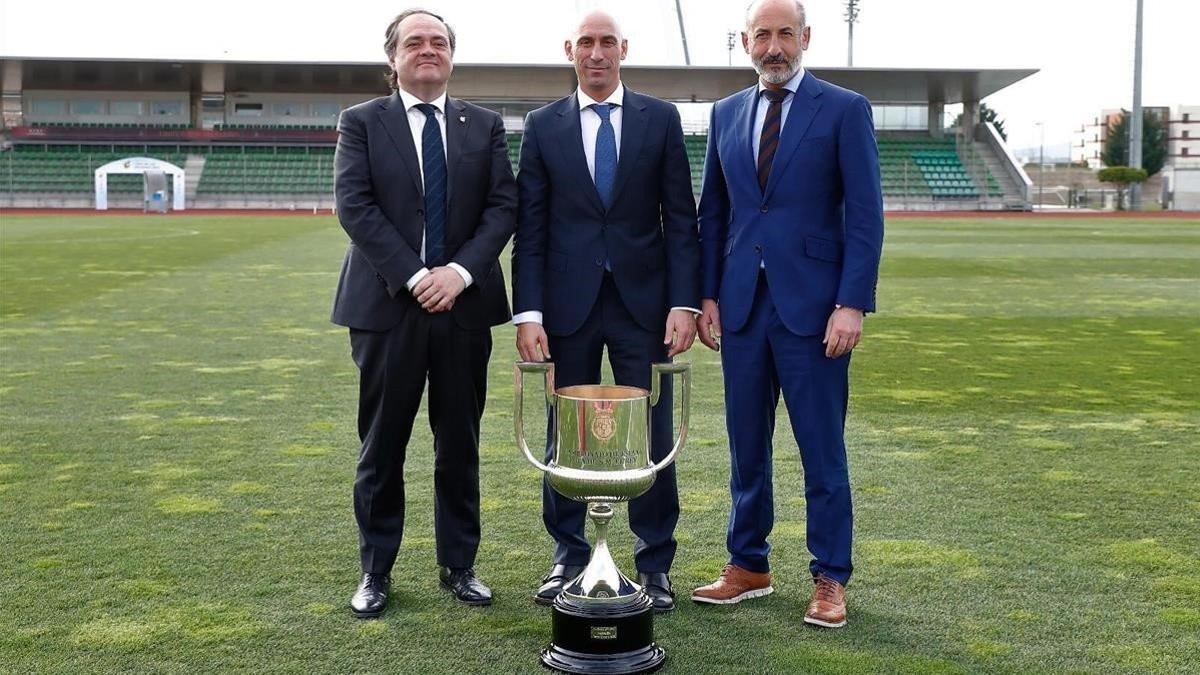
[745,0,806,29]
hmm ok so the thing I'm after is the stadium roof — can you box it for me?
[450,64,1037,104]
[1,57,1036,105]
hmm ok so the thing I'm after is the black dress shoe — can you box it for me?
[350,573,391,618]
[534,563,586,606]
[638,572,675,612]
[439,567,493,606]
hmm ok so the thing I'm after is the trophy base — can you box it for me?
[540,644,664,675]
[541,592,663,674]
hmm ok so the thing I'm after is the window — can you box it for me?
[30,99,65,115]
[905,105,925,128]
[234,102,264,117]
[312,102,341,119]
[1184,113,1190,122]
[110,100,144,116]
[152,101,183,116]
[72,100,104,114]
[1184,147,1190,156]
[1183,130,1190,139]
[272,102,304,117]
[870,104,928,131]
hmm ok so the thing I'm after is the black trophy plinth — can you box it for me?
[541,589,664,674]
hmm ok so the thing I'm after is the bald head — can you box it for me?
[745,0,806,30]
[573,10,623,42]
[565,9,628,100]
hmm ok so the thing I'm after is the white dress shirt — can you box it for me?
[513,83,698,326]
[396,88,473,292]
[752,67,805,160]
[578,83,624,180]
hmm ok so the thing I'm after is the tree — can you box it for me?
[953,103,1006,140]
[1102,110,1166,176]
[1098,166,1148,210]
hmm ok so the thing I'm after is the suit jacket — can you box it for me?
[512,89,700,337]
[331,92,517,332]
[698,72,884,337]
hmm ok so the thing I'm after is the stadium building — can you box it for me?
[0,57,1036,211]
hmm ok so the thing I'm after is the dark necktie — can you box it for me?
[592,103,618,209]
[415,103,446,267]
[757,89,788,191]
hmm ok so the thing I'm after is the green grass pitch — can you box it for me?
[1,212,1198,673]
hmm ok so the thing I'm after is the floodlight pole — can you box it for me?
[845,0,861,67]
[674,0,691,66]
[1129,0,1145,210]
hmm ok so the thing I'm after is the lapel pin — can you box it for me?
[459,115,466,123]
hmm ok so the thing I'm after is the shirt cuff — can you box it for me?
[405,268,430,292]
[513,311,543,325]
[671,306,702,315]
[447,262,473,288]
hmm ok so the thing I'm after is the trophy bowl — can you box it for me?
[515,361,690,675]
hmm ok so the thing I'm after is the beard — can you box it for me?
[753,52,802,85]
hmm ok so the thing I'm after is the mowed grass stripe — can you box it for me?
[1,214,1198,674]
[0,215,332,318]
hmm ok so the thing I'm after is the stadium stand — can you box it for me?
[0,135,1010,207]
[196,147,334,195]
[0,144,187,193]
[675,134,1005,202]
[0,61,1036,210]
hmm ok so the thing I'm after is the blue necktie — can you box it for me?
[416,103,446,268]
[592,103,617,209]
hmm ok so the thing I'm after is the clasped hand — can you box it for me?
[412,267,465,313]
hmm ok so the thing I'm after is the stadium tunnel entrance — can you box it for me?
[94,156,185,211]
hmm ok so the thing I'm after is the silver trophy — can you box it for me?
[515,361,690,675]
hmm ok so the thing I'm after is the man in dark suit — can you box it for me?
[511,11,701,613]
[689,0,884,629]
[331,8,516,618]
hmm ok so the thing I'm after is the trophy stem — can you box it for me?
[588,502,613,543]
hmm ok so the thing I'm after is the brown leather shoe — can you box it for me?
[804,574,847,628]
[691,563,773,605]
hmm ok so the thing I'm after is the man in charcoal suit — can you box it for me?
[332,8,516,617]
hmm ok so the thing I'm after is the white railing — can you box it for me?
[979,121,1032,207]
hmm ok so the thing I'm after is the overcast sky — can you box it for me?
[1,0,1195,154]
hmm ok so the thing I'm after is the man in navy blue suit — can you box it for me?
[690,0,883,629]
[511,10,701,613]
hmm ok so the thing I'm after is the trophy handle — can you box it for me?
[649,361,690,473]
[515,361,556,473]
